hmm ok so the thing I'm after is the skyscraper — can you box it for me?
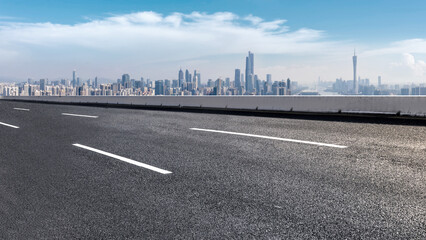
[266,74,272,84]
[266,74,272,94]
[178,69,184,88]
[193,70,197,83]
[72,70,76,88]
[94,76,98,88]
[155,80,164,95]
[287,78,291,95]
[353,50,358,94]
[193,70,198,89]
[185,69,191,83]
[241,74,244,89]
[214,78,223,95]
[234,69,241,92]
[40,79,46,91]
[122,74,130,88]
[254,75,260,94]
[245,51,254,93]
[196,73,201,86]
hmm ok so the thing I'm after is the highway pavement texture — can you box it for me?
[0,101,425,239]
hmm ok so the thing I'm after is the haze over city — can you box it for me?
[1,0,426,84]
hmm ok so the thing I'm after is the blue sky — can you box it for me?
[1,0,426,84]
[2,0,425,42]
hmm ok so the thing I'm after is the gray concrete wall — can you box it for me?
[2,96,426,117]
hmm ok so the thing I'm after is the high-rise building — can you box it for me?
[193,70,197,83]
[378,76,382,88]
[353,50,358,94]
[254,75,260,93]
[196,73,201,86]
[178,69,184,88]
[207,79,214,88]
[245,51,254,93]
[286,78,291,95]
[194,76,199,90]
[246,74,253,93]
[185,69,191,83]
[266,74,272,94]
[72,70,76,88]
[214,78,223,95]
[122,74,130,88]
[40,79,46,91]
[164,79,171,90]
[225,78,230,88]
[94,77,98,88]
[172,80,178,88]
[155,80,164,95]
[234,69,241,90]
[193,70,198,89]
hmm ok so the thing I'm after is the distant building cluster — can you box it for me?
[0,52,297,97]
[318,51,426,96]
[329,77,426,95]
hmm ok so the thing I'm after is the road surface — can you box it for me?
[0,101,425,239]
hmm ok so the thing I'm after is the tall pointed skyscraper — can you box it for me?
[353,50,358,94]
[245,51,254,93]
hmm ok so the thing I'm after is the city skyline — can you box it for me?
[1,1,426,84]
[1,50,298,97]
[5,48,426,97]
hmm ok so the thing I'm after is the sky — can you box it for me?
[1,0,426,85]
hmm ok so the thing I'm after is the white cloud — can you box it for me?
[0,11,335,57]
[0,11,425,85]
[0,11,347,81]
[391,53,426,77]
[108,11,163,24]
[244,14,263,25]
[361,39,426,81]
[364,39,426,56]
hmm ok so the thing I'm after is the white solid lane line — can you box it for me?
[73,144,172,174]
[190,128,348,149]
[13,108,30,111]
[0,121,19,129]
[62,113,98,118]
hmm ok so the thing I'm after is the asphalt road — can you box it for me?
[0,100,425,239]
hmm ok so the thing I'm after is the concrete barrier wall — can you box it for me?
[2,96,426,117]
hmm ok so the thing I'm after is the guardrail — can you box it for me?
[2,95,426,117]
